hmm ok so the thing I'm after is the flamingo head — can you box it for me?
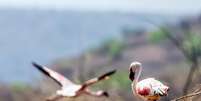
[129,61,141,81]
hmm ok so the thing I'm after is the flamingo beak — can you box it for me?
[129,62,141,81]
[129,67,135,81]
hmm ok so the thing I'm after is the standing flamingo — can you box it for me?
[129,61,169,101]
[32,62,116,101]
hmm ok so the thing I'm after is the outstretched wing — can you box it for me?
[32,62,75,87]
[81,70,116,89]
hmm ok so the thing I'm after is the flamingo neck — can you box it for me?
[133,65,142,93]
[135,65,142,83]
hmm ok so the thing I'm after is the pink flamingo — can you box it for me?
[32,62,116,101]
[129,61,169,101]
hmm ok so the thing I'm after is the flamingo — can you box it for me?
[129,61,169,101]
[32,62,116,101]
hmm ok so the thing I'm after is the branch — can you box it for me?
[171,84,201,101]
[160,28,190,60]
[171,91,201,101]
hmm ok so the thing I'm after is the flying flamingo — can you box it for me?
[32,62,116,101]
[129,61,169,101]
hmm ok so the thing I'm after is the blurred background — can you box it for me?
[0,0,201,101]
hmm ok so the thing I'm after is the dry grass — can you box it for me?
[171,84,201,101]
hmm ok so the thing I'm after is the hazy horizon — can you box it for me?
[0,0,201,15]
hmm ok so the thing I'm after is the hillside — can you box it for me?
[0,9,181,83]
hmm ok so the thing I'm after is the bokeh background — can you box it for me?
[0,0,201,101]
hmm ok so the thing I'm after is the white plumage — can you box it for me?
[129,61,169,101]
[32,62,116,101]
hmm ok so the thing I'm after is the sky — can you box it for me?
[0,0,200,83]
[0,0,201,14]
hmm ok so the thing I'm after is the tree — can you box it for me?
[150,20,201,95]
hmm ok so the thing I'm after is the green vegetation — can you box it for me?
[149,25,201,94]
[10,82,29,92]
[149,27,168,43]
[108,71,130,90]
[150,26,201,62]
[90,71,130,92]
[183,34,201,58]
[100,38,125,61]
